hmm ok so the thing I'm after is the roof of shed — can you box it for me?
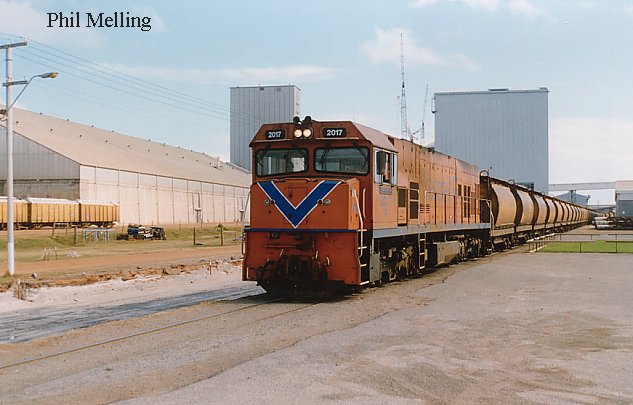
[2,108,251,187]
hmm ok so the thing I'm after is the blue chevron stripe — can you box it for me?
[258,180,341,228]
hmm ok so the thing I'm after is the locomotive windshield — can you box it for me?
[256,148,307,176]
[315,147,369,174]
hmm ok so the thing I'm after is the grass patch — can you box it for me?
[0,225,244,263]
[539,240,633,253]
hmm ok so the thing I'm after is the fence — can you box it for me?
[529,233,633,253]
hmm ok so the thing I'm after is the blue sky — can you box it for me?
[1,0,632,204]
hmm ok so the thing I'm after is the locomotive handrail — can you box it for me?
[352,188,367,270]
[351,189,364,230]
[480,198,494,234]
[240,191,251,256]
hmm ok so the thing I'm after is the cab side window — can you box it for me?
[374,150,398,185]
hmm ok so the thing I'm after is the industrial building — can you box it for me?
[554,191,590,206]
[230,85,300,171]
[433,88,549,192]
[616,181,633,217]
[0,108,251,225]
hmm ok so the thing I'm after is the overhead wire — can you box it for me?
[34,80,218,135]
[15,52,232,121]
[0,33,268,126]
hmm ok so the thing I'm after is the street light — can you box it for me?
[1,40,58,276]
[4,72,59,112]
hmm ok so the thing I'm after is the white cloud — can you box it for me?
[410,0,550,18]
[508,0,549,18]
[100,63,341,84]
[360,27,478,70]
[409,0,441,8]
[409,0,500,10]
[219,66,341,82]
[463,0,501,11]
[550,117,633,184]
[0,1,105,48]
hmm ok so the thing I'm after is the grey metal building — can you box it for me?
[433,88,549,192]
[554,191,590,206]
[230,85,300,171]
[1,108,251,225]
[616,181,633,217]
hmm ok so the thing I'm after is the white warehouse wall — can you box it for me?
[79,166,250,225]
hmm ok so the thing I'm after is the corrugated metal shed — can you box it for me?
[2,108,250,187]
[1,108,251,225]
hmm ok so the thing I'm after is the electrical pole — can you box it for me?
[2,41,26,276]
[2,41,56,276]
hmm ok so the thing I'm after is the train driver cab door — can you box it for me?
[374,149,399,228]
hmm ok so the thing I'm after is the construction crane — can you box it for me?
[400,33,412,141]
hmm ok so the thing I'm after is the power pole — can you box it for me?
[2,41,27,276]
[400,33,412,141]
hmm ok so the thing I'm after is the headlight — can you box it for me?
[302,128,312,138]
[294,129,303,138]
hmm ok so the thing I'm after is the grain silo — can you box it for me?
[230,85,301,171]
[433,88,549,192]
[0,108,251,225]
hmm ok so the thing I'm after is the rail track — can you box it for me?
[0,290,329,372]
[1,283,264,344]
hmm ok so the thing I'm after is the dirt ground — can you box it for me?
[1,249,632,404]
[0,245,243,293]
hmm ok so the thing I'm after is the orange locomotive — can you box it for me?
[243,117,490,294]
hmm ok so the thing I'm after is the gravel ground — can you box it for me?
[0,258,263,344]
[120,252,633,405]
[1,251,632,404]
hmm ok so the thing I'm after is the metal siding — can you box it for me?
[0,130,79,179]
[434,89,548,192]
[617,200,633,217]
[5,109,251,188]
[229,85,301,171]
[2,114,251,226]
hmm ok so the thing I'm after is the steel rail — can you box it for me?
[0,297,326,371]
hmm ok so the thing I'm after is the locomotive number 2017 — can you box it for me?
[265,130,285,139]
[322,128,347,137]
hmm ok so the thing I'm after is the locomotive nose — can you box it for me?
[243,177,364,291]
[251,178,361,231]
